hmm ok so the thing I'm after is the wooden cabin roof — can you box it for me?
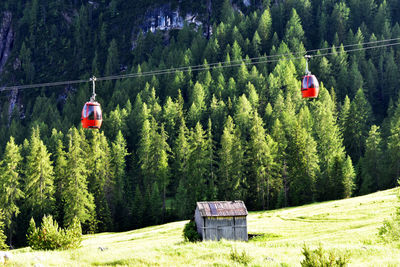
[196,201,248,217]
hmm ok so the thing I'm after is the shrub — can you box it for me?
[27,215,82,250]
[379,184,400,243]
[379,218,400,243]
[0,210,8,250]
[183,220,201,242]
[301,244,350,267]
[230,247,252,265]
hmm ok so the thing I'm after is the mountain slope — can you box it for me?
[10,188,400,266]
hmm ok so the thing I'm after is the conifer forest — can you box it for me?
[1,0,400,247]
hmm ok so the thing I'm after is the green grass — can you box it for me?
[7,188,400,266]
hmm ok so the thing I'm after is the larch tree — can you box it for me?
[63,128,95,230]
[0,137,24,246]
[284,8,306,52]
[152,124,171,222]
[312,87,347,201]
[24,127,55,221]
[205,119,217,200]
[218,116,245,201]
[0,210,7,249]
[257,8,272,50]
[174,119,191,218]
[111,131,130,230]
[53,138,67,225]
[342,88,373,164]
[186,123,208,213]
[286,121,319,206]
[360,125,383,194]
[87,130,113,232]
[248,111,278,210]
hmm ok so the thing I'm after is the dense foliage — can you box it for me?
[0,210,8,249]
[182,220,201,242]
[301,244,350,267]
[0,0,400,247]
[379,181,400,243]
[27,215,82,250]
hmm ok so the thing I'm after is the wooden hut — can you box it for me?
[194,201,248,241]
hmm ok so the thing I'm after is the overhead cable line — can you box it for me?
[1,37,400,92]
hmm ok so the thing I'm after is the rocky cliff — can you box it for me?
[0,11,13,76]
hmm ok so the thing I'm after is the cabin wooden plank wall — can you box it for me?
[195,201,248,241]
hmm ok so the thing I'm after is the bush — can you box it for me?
[301,244,350,267]
[230,247,252,265]
[27,215,82,250]
[0,210,8,250]
[183,220,201,242]
[379,184,400,243]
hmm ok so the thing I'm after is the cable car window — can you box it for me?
[88,105,95,120]
[95,106,102,120]
[83,104,88,118]
[308,76,314,88]
[302,77,308,89]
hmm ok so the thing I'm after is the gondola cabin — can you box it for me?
[301,74,319,98]
[81,101,102,129]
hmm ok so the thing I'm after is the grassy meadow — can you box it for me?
[7,188,400,266]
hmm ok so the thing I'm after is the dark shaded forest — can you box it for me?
[1,0,400,247]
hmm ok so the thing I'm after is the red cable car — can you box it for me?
[81,101,102,129]
[301,74,319,98]
[301,55,319,99]
[81,76,103,129]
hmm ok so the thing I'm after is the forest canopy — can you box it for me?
[0,0,400,247]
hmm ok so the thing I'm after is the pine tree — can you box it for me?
[220,0,234,24]
[234,94,253,141]
[247,111,278,210]
[185,123,208,214]
[343,88,373,163]
[257,9,272,50]
[287,122,319,206]
[63,128,95,231]
[131,186,144,228]
[24,127,55,220]
[387,103,400,188]
[330,1,350,43]
[153,124,170,222]
[205,119,217,200]
[360,125,383,194]
[53,138,67,225]
[87,131,113,232]
[173,119,191,218]
[312,87,347,200]
[149,182,162,225]
[218,116,244,201]
[137,118,153,189]
[0,137,24,246]
[284,9,305,51]
[111,131,130,230]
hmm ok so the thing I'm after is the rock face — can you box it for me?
[141,4,202,34]
[0,11,13,75]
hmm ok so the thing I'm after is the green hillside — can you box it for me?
[9,188,400,266]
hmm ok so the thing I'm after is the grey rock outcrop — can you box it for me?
[0,11,13,75]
